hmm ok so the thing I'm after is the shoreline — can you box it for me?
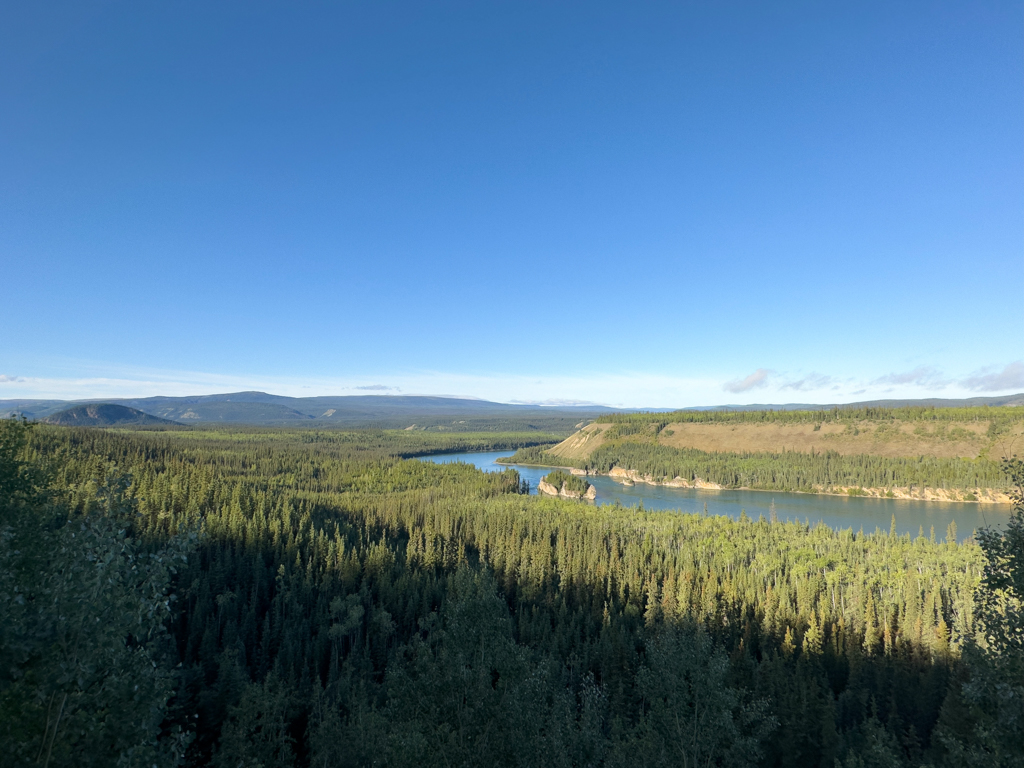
[497,459,1012,505]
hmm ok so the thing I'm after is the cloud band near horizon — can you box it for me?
[1,360,1021,408]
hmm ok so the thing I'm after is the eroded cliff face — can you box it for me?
[822,485,1011,504]
[600,466,1010,503]
[607,466,723,490]
[537,480,560,496]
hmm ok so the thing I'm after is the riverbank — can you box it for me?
[434,450,1009,541]
[497,458,1011,504]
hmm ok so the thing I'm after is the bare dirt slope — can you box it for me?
[548,422,616,459]
[549,419,1024,461]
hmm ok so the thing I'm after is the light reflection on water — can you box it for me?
[418,450,1012,542]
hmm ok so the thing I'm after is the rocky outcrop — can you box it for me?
[537,480,560,496]
[538,479,597,500]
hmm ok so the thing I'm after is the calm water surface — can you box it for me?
[419,450,1012,543]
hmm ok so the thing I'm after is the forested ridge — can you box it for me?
[507,442,1007,496]
[1,422,1022,767]
[505,406,1021,499]
[596,405,1024,428]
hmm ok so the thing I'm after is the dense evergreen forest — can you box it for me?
[341,416,589,434]
[1,421,1021,767]
[507,442,1007,496]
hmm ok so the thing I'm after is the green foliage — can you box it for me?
[4,423,1019,766]
[934,457,1024,766]
[0,419,194,767]
[360,566,607,768]
[0,417,42,503]
[510,441,1006,492]
[624,626,775,767]
[215,673,297,768]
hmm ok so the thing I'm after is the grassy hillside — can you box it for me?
[549,406,1024,462]
[506,406,1024,502]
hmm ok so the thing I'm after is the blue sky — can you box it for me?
[2,1,1021,407]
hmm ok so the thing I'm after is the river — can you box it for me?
[418,450,1013,542]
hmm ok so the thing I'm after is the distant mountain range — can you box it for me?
[1,392,615,427]
[680,393,1024,411]
[2,391,1022,427]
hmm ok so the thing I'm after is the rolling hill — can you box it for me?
[505,404,1024,503]
[43,404,179,427]
[549,412,1024,462]
[2,392,611,431]
[3,391,1023,430]
[549,403,1024,462]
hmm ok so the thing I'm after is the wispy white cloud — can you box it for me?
[723,369,770,393]
[871,366,948,388]
[961,361,1024,392]
[509,398,604,407]
[0,368,718,409]
[781,373,836,392]
[3,359,1021,410]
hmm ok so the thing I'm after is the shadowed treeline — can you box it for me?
[1,423,1021,767]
